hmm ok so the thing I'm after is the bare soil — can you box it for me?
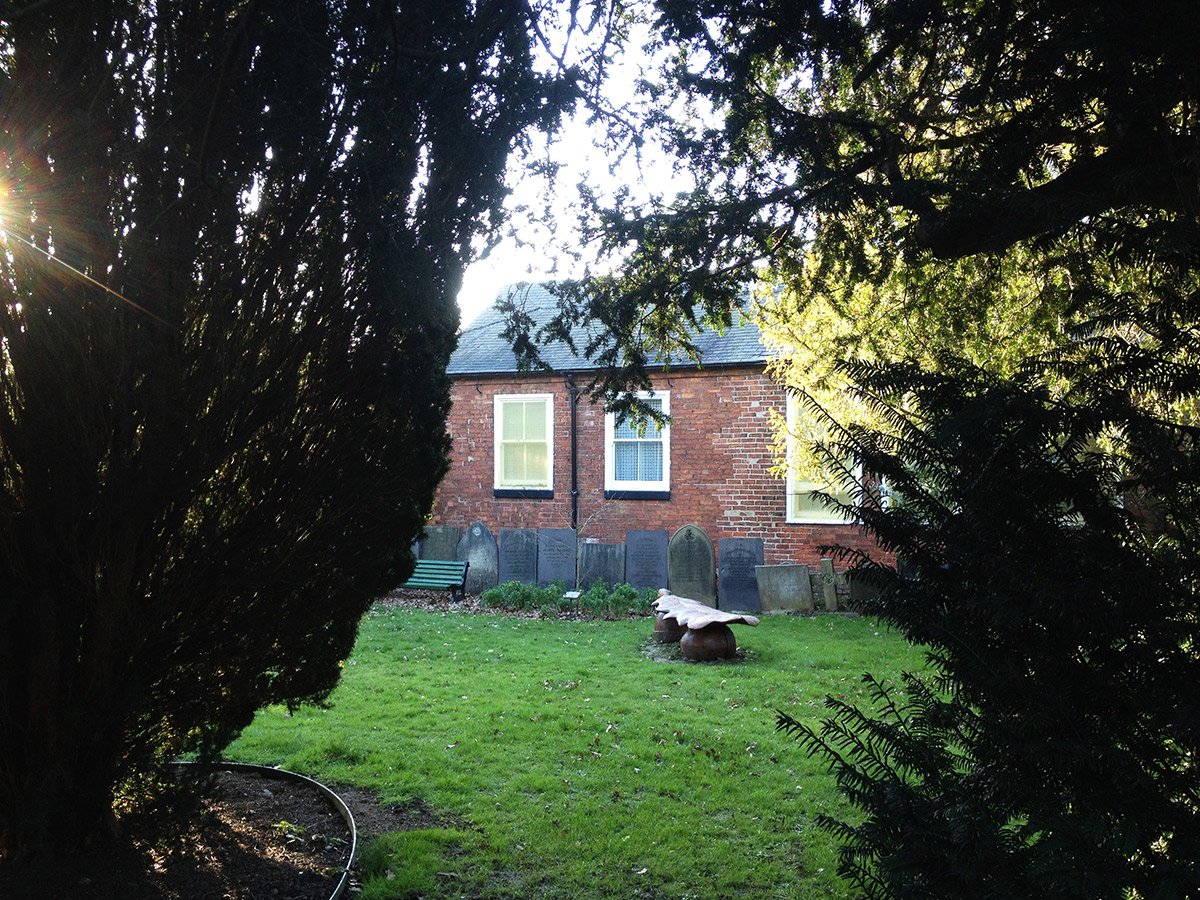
[0,766,441,900]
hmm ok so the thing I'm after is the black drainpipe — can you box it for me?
[565,373,580,532]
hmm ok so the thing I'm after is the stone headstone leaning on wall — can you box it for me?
[420,524,463,561]
[498,527,538,585]
[578,542,625,589]
[625,529,669,590]
[456,521,498,594]
[537,527,576,588]
[667,524,716,607]
[717,537,764,613]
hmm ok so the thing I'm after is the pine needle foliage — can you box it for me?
[778,328,1200,897]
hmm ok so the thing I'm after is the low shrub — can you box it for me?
[577,580,658,619]
[480,580,562,613]
[482,579,657,619]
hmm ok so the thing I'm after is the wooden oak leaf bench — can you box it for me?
[400,559,469,601]
[651,590,759,661]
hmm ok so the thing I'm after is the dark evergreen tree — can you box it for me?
[778,330,1200,895]
[0,0,588,863]
[520,0,1200,400]
[506,1,1200,894]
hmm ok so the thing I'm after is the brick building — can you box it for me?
[430,284,882,575]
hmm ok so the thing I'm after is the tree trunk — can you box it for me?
[0,577,128,862]
[1,723,126,864]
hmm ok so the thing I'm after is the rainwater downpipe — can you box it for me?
[565,372,580,532]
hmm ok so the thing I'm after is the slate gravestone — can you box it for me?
[668,524,716,607]
[755,564,813,614]
[456,521,498,594]
[625,529,669,590]
[718,538,764,612]
[537,528,576,587]
[499,528,538,585]
[420,525,463,561]
[578,542,625,589]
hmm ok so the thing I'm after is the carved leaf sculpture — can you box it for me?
[653,590,759,630]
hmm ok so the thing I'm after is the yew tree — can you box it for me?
[0,0,588,861]
[529,0,1200,398]
[527,1,1200,895]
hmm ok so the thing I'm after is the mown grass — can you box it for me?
[230,606,927,899]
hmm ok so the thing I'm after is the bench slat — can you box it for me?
[401,558,469,599]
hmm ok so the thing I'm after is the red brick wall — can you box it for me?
[430,367,887,568]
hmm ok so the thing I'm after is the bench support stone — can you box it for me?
[652,590,756,660]
[652,613,687,644]
[680,623,737,661]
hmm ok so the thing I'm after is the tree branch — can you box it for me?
[914,136,1200,259]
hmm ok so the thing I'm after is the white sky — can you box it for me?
[454,23,695,328]
[453,120,651,327]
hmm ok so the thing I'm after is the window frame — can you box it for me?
[604,390,671,499]
[493,392,554,497]
[785,393,861,524]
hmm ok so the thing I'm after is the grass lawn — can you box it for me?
[230,605,927,898]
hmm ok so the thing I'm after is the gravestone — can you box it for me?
[755,564,814,614]
[499,528,538,585]
[420,525,463,561]
[668,524,716,607]
[625,529,669,590]
[819,558,839,612]
[537,528,576,587]
[717,538,764,613]
[456,521,498,595]
[578,542,625,589]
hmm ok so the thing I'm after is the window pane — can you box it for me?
[789,488,820,520]
[614,399,661,440]
[789,477,854,521]
[638,441,663,481]
[501,401,523,440]
[614,442,638,480]
[613,440,664,483]
[501,444,524,483]
[525,443,548,483]
[501,443,549,486]
[523,400,546,440]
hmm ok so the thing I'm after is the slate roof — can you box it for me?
[449,283,769,376]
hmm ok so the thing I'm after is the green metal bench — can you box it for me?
[400,559,469,600]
